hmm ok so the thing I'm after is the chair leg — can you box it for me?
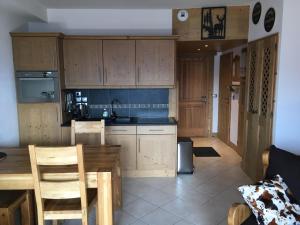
[0,208,12,225]
[21,191,34,225]
[95,204,98,225]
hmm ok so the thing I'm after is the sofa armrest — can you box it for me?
[228,203,252,225]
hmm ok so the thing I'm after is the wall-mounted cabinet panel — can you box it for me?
[12,37,59,71]
[103,40,136,86]
[64,39,103,88]
[136,40,175,86]
[172,6,249,41]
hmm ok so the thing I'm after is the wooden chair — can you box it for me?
[71,120,105,145]
[227,149,270,225]
[28,144,97,225]
[0,190,33,225]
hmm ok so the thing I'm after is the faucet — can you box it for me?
[111,99,121,120]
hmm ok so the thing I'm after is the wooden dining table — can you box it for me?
[0,145,122,225]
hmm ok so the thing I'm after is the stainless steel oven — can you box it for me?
[16,71,60,103]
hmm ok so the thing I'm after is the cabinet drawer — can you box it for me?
[137,126,176,135]
[106,126,136,135]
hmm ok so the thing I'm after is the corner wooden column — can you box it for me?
[97,171,113,225]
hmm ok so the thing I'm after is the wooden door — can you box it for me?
[137,135,176,170]
[18,103,61,146]
[103,40,136,86]
[178,56,213,137]
[12,37,58,71]
[106,134,137,170]
[242,34,278,181]
[218,53,233,144]
[63,39,103,88]
[136,40,175,86]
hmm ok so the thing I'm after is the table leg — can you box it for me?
[97,171,113,225]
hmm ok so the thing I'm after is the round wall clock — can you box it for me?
[177,9,189,22]
[264,8,276,32]
[252,2,262,25]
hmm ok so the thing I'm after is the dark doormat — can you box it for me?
[193,147,221,157]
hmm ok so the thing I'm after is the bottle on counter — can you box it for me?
[102,109,109,118]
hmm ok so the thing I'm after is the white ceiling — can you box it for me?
[37,0,251,9]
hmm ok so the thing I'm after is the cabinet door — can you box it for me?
[18,103,61,146]
[136,40,175,86]
[103,40,136,86]
[64,39,103,88]
[137,135,176,170]
[106,135,137,170]
[12,37,58,71]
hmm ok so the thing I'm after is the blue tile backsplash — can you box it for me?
[72,89,169,118]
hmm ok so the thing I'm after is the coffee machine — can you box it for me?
[65,91,89,119]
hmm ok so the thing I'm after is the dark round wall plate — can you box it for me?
[252,2,262,25]
[0,152,7,161]
[264,8,276,32]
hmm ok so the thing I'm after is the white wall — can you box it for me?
[212,53,221,133]
[29,9,172,35]
[273,0,300,155]
[0,0,47,21]
[248,0,283,42]
[0,6,44,146]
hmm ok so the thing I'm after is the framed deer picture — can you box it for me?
[201,7,227,40]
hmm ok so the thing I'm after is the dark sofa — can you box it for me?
[227,145,300,225]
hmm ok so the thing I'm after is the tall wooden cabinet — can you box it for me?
[11,34,61,71]
[18,103,62,146]
[103,40,136,86]
[242,34,278,181]
[136,40,175,86]
[63,39,103,88]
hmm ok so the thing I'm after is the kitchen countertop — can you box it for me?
[61,117,177,127]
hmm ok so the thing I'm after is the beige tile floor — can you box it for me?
[63,137,251,225]
[115,137,252,225]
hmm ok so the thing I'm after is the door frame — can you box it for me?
[218,52,233,144]
[176,53,214,137]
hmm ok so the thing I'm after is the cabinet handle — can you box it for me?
[149,129,164,132]
[111,129,128,132]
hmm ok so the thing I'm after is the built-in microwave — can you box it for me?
[16,71,60,103]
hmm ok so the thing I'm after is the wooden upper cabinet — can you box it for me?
[12,36,59,71]
[136,40,175,86]
[103,40,136,86]
[63,39,103,88]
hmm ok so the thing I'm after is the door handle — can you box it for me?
[200,96,207,103]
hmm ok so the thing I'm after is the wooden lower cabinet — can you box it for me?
[106,134,137,171]
[137,135,176,171]
[18,103,62,146]
[106,125,177,177]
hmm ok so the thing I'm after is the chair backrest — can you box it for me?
[28,145,87,219]
[71,120,105,145]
